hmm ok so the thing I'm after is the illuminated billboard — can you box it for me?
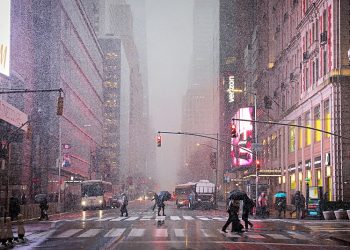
[231,107,255,167]
[0,0,11,76]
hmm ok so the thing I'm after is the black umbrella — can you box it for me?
[158,191,171,201]
[34,194,47,203]
[228,190,248,200]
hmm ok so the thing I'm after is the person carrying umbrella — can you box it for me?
[242,196,254,230]
[120,193,128,217]
[157,191,171,216]
[274,192,287,218]
[221,199,243,233]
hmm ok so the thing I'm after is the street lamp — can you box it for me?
[196,133,219,206]
[232,89,258,200]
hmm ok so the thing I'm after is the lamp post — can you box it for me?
[196,134,219,206]
[232,89,258,200]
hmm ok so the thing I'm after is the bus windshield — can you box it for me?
[81,183,103,197]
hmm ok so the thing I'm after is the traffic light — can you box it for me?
[156,135,161,147]
[57,96,64,116]
[256,160,261,172]
[231,124,237,138]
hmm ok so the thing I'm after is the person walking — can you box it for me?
[258,192,268,218]
[39,198,49,220]
[221,199,243,233]
[157,195,166,216]
[275,197,287,218]
[9,196,20,221]
[151,193,158,211]
[290,191,303,219]
[120,193,128,217]
[242,197,254,231]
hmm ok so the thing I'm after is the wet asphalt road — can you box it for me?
[12,200,350,250]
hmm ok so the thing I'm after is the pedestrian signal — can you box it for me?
[156,135,161,147]
[57,96,64,116]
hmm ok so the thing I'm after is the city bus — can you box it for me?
[81,180,113,210]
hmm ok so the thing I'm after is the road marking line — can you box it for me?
[155,216,165,221]
[201,229,215,237]
[247,234,265,239]
[110,217,127,221]
[287,231,308,240]
[128,229,145,237]
[174,229,185,237]
[54,229,83,238]
[85,217,99,221]
[266,234,290,240]
[183,216,194,220]
[78,229,102,238]
[104,228,126,237]
[170,216,181,220]
[155,229,168,237]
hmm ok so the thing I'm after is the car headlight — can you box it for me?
[82,201,86,206]
[99,200,103,204]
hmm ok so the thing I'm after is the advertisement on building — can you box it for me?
[231,107,254,167]
[0,0,11,76]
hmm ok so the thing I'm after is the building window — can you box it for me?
[290,173,296,191]
[316,169,322,186]
[305,67,309,89]
[315,58,319,82]
[289,123,295,152]
[314,105,321,142]
[324,99,331,138]
[323,50,327,75]
[305,111,311,146]
[298,117,303,149]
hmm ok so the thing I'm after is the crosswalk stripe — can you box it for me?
[141,215,153,220]
[213,217,226,221]
[98,216,115,221]
[104,228,126,237]
[201,229,215,237]
[287,231,308,240]
[78,229,102,238]
[85,217,99,221]
[197,217,211,221]
[125,216,139,221]
[54,229,83,238]
[110,217,126,221]
[174,229,185,237]
[183,216,194,220]
[128,229,145,237]
[247,234,265,239]
[266,234,290,240]
[155,229,168,237]
[170,216,181,221]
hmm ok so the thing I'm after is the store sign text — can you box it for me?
[226,76,235,103]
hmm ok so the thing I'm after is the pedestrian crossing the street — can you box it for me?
[45,226,315,242]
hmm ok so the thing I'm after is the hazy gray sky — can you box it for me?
[146,0,194,190]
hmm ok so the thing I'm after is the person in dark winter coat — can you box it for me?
[39,198,49,220]
[290,191,304,219]
[151,193,158,211]
[9,196,20,221]
[275,197,287,218]
[157,195,166,216]
[120,193,128,217]
[221,199,243,233]
[242,197,254,230]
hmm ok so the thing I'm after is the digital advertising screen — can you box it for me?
[230,107,254,167]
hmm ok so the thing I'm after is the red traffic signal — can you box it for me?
[256,160,261,172]
[156,135,161,147]
[231,124,237,138]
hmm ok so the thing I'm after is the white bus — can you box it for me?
[81,180,113,210]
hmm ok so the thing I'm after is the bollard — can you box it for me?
[0,217,6,246]
[5,217,13,244]
[17,214,25,242]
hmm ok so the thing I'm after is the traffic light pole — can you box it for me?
[254,94,259,203]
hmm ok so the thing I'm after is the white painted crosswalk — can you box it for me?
[68,215,228,222]
[48,227,310,242]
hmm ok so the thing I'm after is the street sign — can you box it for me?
[252,143,263,152]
